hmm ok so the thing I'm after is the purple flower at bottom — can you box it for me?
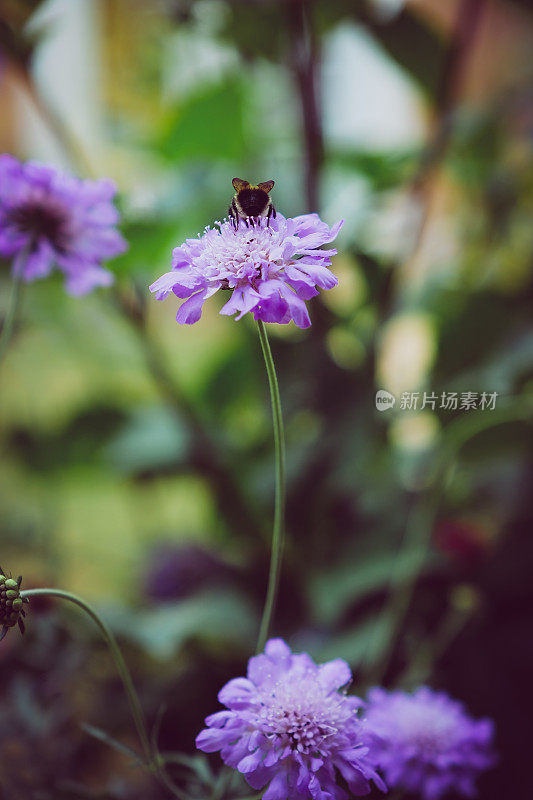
[196,638,385,800]
[150,213,343,328]
[0,155,127,295]
[364,687,496,800]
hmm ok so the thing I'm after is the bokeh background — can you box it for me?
[1,0,532,798]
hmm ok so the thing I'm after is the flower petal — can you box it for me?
[263,771,289,800]
[175,286,216,324]
[318,659,352,692]
[218,677,255,709]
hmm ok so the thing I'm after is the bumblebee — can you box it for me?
[228,178,276,228]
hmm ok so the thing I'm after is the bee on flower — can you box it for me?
[150,181,343,328]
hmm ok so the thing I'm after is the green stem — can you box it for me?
[0,270,24,368]
[21,588,152,763]
[366,399,533,683]
[256,320,286,654]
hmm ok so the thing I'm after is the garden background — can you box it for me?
[0,0,532,798]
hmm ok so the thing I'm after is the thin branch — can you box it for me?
[114,286,264,543]
[399,0,488,279]
[285,0,324,212]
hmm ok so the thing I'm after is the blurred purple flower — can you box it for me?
[150,214,342,328]
[364,687,496,800]
[196,638,385,800]
[0,154,127,295]
[143,543,232,603]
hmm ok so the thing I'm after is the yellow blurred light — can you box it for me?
[377,311,436,395]
[326,327,366,370]
[323,255,367,315]
[389,410,440,451]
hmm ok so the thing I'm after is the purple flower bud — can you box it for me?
[143,543,231,603]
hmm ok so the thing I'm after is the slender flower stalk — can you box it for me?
[149,209,342,649]
[0,264,23,368]
[0,239,36,367]
[256,320,286,653]
[18,586,186,798]
[21,588,152,762]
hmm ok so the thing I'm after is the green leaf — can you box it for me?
[157,81,247,163]
[104,405,191,475]
[112,219,180,278]
[106,590,256,659]
[81,723,145,766]
[308,549,437,626]
[315,614,392,670]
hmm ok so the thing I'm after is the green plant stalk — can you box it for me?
[21,588,152,763]
[256,320,286,654]
[0,268,24,368]
[367,399,533,683]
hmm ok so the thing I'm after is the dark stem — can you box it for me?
[19,69,261,543]
[416,0,487,187]
[407,0,487,258]
[115,287,264,543]
[286,0,324,212]
[372,0,487,324]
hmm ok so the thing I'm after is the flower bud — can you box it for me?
[0,567,29,641]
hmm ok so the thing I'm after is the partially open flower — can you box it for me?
[150,214,343,328]
[196,638,385,800]
[0,568,29,641]
[0,154,127,295]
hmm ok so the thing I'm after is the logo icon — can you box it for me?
[375,390,396,411]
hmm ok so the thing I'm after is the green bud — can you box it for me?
[0,566,28,641]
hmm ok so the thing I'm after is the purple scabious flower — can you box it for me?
[0,154,127,295]
[364,687,496,800]
[149,214,343,328]
[196,638,385,800]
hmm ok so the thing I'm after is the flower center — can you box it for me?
[199,220,278,283]
[265,707,338,754]
[6,202,68,249]
[257,678,347,755]
[399,710,455,756]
